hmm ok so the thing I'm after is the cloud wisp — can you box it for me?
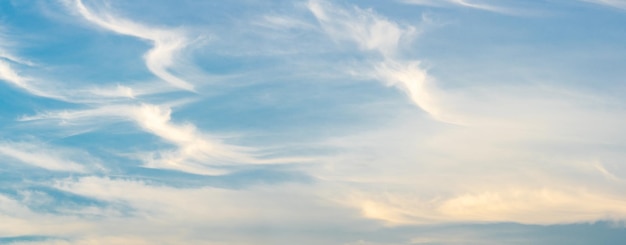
[399,0,521,15]
[308,0,458,123]
[580,0,626,10]
[0,60,70,101]
[19,101,298,175]
[304,0,626,227]
[71,0,195,92]
[0,140,101,173]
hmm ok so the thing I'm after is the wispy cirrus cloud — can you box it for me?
[308,0,455,123]
[0,59,143,103]
[0,28,145,103]
[19,102,298,175]
[308,0,414,57]
[399,0,517,14]
[69,0,195,92]
[20,104,227,175]
[0,60,68,101]
[580,0,626,10]
[0,140,101,173]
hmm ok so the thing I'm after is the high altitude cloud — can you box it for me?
[308,0,454,123]
[1,0,626,244]
[0,141,98,172]
[581,0,626,10]
[10,0,295,176]
[70,0,195,91]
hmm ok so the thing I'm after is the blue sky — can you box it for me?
[1,0,626,244]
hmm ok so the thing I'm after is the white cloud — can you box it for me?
[131,104,257,174]
[0,140,101,173]
[19,102,300,175]
[308,0,454,123]
[0,60,69,100]
[308,0,414,57]
[581,0,626,10]
[0,60,26,87]
[1,19,180,102]
[399,0,518,14]
[373,60,457,123]
[70,0,195,91]
[334,186,626,225]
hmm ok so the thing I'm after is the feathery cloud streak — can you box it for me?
[0,141,97,173]
[399,0,515,14]
[20,102,265,175]
[308,0,454,123]
[305,0,626,226]
[72,0,195,91]
[581,0,626,10]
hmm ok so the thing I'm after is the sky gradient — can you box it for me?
[1,0,626,244]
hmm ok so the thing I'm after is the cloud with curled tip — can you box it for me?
[70,0,195,91]
[308,0,457,123]
[19,102,303,175]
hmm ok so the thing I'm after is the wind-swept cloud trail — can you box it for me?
[1,0,299,177]
[0,60,68,101]
[0,60,145,103]
[0,59,149,103]
[71,0,195,92]
[19,102,299,175]
[308,0,412,58]
[399,0,520,14]
[308,0,456,123]
[0,60,28,89]
[0,141,100,173]
[0,29,146,103]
